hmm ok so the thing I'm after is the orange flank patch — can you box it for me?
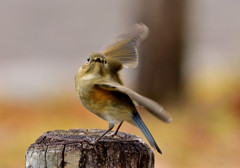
[90,87,135,109]
[92,88,113,101]
[87,87,135,123]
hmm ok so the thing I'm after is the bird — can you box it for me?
[75,23,172,154]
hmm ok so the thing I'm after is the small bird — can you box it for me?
[75,23,172,154]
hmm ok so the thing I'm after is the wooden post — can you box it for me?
[25,129,154,168]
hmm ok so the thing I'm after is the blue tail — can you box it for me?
[132,112,162,154]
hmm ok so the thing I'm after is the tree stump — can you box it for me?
[25,129,154,168]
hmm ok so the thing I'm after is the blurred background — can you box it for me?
[1,0,240,167]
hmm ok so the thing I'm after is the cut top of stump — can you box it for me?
[26,129,154,168]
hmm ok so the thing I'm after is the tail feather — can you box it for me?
[132,112,162,154]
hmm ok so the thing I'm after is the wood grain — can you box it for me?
[25,129,154,168]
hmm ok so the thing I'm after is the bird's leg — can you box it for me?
[93,123,114,145]
[111,121,123,137]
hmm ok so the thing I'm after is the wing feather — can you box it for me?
[103,23,149,68]
[94,81,172,123]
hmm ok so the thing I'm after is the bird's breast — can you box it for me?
[76,73,135,123]
[79,86,135,123]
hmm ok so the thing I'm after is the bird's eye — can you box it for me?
[87,58,90,62]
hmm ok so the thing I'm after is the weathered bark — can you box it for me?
[25,129,154,168]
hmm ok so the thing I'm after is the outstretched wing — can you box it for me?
[102,23,149,68]
[94,80,172,123]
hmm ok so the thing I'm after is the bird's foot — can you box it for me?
[109,131,121,138]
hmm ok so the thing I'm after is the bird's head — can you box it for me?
[76,52,107,79]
